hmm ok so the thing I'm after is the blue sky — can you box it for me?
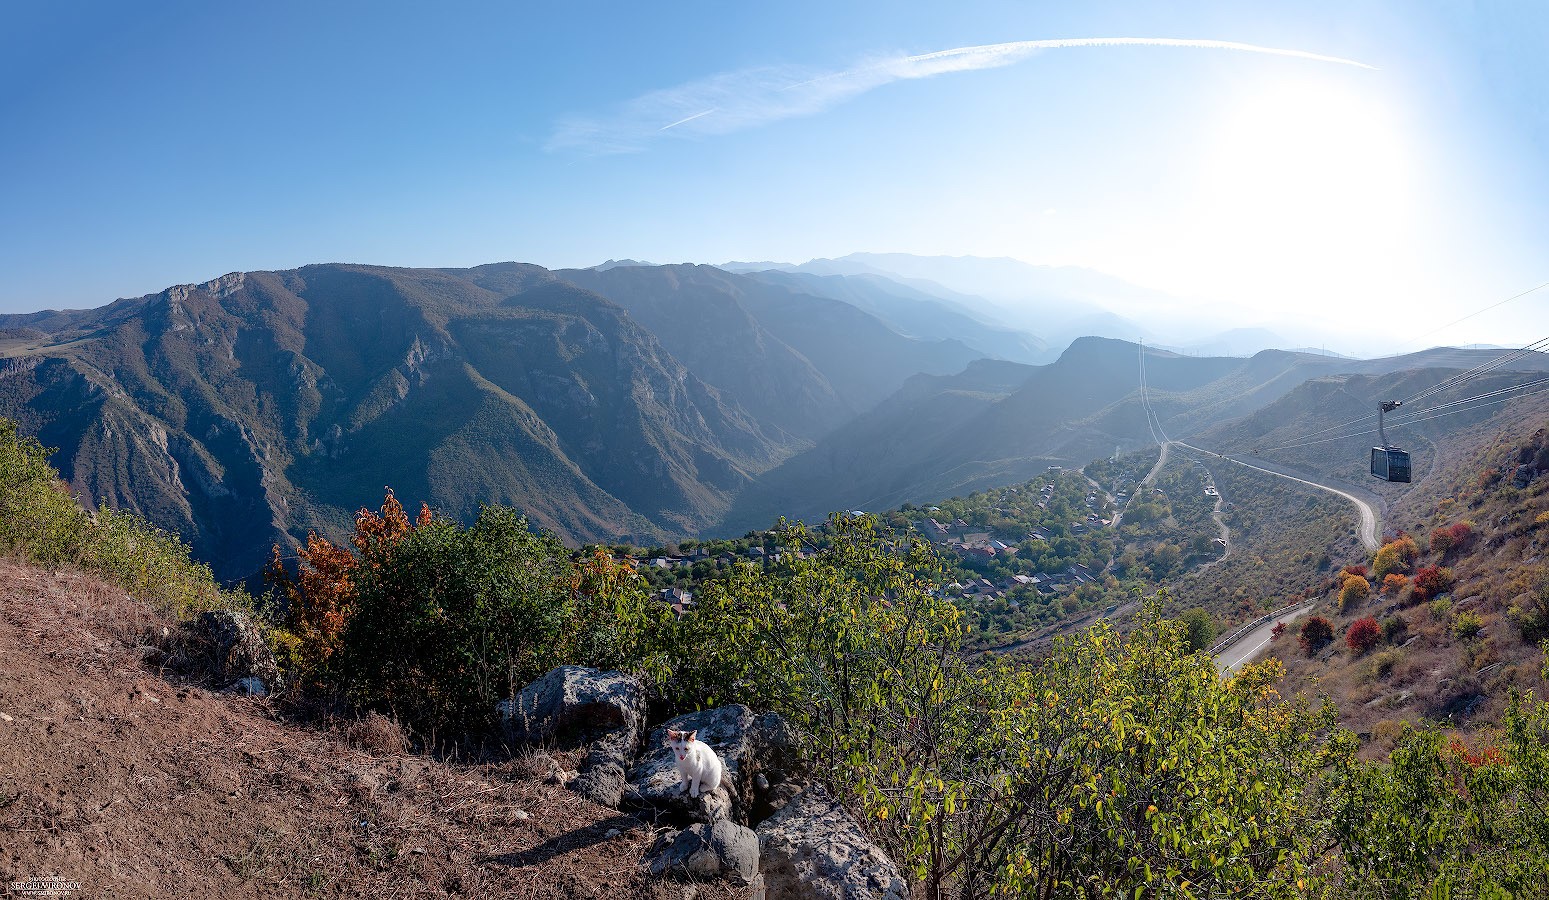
[1,1,1545,351]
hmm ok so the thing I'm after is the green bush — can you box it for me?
[1325,691,1549,897]
[334,505,672,736]
[0,417,231,618]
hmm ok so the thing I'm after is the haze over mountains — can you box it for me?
[3,253,1546,581]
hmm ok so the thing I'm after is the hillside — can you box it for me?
[721,338,1266,532]
[1246,390,1549,746]
[0,557,737,899]
[0,265,789,579]
[557,263,984,429]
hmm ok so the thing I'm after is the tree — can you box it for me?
[1381,573,1408,595]
[1347,616,1381,654]
[1180,607,1216,652]
[1300,616,1334,656]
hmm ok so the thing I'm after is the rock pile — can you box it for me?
[502,666,907,898]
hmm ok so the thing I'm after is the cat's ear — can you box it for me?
[686,730,697,742]
[665,729,679,741]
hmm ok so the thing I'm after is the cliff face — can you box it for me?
[0,264,788,579]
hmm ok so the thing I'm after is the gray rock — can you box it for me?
[648,820,760,884]
[497,665,646,750]
[194,609,282,693]
[757,785,907,900]
[626,704,804,824]
[500,667,647,809]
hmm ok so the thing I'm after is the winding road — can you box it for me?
[1213,602,1315,674]
[1174,442,1381,552]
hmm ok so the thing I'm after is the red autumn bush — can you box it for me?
[1346,616,1381,654]
[1412,565,1456,602]
[1299,616,1334,656]
[1270,621,1287,641]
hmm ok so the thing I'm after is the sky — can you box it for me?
[1,0,1545,354]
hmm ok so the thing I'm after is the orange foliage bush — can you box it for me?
[268,489,430,682]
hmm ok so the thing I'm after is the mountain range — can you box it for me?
[5,255,1548,582]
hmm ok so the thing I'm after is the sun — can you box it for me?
[1180,75,1425,318]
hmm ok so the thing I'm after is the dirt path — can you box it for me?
[1175,442,1381,552]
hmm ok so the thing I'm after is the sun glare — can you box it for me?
[1176,77,1424,321]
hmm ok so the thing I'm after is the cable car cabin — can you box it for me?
[1371,447,1412,483]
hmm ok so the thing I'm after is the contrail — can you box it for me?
[548,37,1375,154]
[659,108,719,131]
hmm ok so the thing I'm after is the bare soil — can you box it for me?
[0,558,744,899]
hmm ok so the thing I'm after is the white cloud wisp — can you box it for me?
[547,37,1375,154]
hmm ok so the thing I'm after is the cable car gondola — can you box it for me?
[1370,400,1411,483]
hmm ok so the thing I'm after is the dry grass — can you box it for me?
[0,557,748,899]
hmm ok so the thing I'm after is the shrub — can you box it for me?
[1300,616,1334,656]
[0,416,230,618]
[1372,536,1419,580]
[1180,607,1216,652]
[1271,620,1287,641]
[1452,610,1484,641]
[1413,565,1455,602]
[1381,573,1409,595]
[1370,648,1404,679]
[333,505,666,736]
[1429,526,1455,555]
[1380,615,1408,644]
[1326,691,1549,895]
[1341,564,1369,580]
[1339,575,1371,612]
[1347,617,1381,654]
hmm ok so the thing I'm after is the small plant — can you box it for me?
[1370,648,1404,679]
[1271,620,1287,641]
[1347,617,1381,654]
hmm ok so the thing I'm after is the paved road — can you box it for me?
[1214,603,1315,673]
[1175,442,1381,552]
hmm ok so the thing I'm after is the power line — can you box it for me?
[1389,280,1549,353]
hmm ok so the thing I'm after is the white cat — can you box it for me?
[666,728,723,798]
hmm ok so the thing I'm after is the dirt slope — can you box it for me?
[0,558,740,899]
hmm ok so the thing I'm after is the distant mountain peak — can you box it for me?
[590,259,655,270]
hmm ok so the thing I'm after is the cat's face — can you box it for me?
[665,729,698,761]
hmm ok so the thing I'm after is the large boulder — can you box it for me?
[497,665,646,750]
[626,704,804,824]
[757,785,907,900]
[192,609,282,693]
[647,819,761,885]
[499,666,647,809]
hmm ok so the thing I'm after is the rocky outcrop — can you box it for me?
[497,666,646,749]
[625,704,804,824]
[498,666,648,809]
[647,819,761,885]
[191,609,282,693]
[757,785,907,900]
